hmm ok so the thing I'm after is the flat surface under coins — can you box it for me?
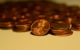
[0,30,80,50]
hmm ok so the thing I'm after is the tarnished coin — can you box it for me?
[31,19,50,36]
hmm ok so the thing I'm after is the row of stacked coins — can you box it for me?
[31,19,73,36]
[0,1,80,36]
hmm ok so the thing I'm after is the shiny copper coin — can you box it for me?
[31,19,50,36]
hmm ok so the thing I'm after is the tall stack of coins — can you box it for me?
[0,1,80,36]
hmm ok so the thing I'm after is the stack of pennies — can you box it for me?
[0,21,13,29]
[12,17,32,32]
[50,21,73,36]
[13,22,30,32]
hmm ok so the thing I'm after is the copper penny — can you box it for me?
[31,19,50,36]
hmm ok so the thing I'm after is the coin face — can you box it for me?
[31,19,50,36]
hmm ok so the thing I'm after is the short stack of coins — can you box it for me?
[50,21,73,36]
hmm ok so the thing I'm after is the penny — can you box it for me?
[31,19,50,36]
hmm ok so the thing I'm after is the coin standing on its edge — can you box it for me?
[31,19,50,36]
